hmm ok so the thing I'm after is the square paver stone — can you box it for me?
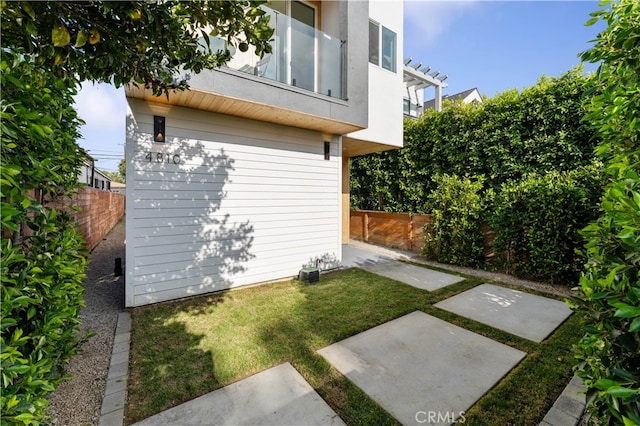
[133,363,344,425]
[318,311,526,426]
[361,261,464,291]
[435,283,572,342]
[341,245,397,268]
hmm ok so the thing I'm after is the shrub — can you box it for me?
[569,0,640,424]
[422,174,485,267]
[1,212,87,425]
[489,165,605,284]
[1,52,88,425]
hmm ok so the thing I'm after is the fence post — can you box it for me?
[408,214,414,251]
[364,211,369,242]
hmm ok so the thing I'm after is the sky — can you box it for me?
[74,0,607,173]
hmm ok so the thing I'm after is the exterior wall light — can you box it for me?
[153,115,165,142]
[324,141,330,160]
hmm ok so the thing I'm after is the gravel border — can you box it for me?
[46,217,125,426]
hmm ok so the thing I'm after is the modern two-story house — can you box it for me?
[124,0,404,307]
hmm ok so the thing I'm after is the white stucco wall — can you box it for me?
[347,0,404,147]
[125,99,342,307]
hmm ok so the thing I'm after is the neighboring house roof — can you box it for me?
[424,87,482,110]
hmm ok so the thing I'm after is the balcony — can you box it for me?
[210,6,345,100]
[126,3,367,136]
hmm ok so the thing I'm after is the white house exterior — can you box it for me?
[125,0,404,307]
[79,159,112,191]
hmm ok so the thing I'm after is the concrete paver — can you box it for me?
[541,406,579,426]
[341,244,399,268]
[132,363,345,426]
[361,261,464,291]
[540,376,585,426]
[99,312,131,426]
[318,311,526,426]
[435,283,572,342]
[99,409,125,426]
[342,244,463,291]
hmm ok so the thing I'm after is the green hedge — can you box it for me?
[422,174,485,267]
[1,53,88,425]
[569,0,640,423]
[351,67,599,213]
[488,164,606,283]
[350,67,604,284]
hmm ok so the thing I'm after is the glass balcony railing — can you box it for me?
[207,7,344,100]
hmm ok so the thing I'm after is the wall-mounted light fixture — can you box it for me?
[324,141,330,160]
[153,115,165,143]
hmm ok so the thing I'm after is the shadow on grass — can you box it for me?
[126,295,228,423]
[249,268,467,426]
[125,266,581,426]
[252,270,421,425]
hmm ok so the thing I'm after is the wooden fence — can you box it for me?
[350,210,495,258]
[350,210,432,252]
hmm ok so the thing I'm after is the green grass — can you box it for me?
[126,267,582,425]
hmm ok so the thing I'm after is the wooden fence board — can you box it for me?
[350,210,431,253]
[350,210,496,257]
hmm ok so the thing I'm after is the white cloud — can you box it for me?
[73,81,127,131]
[404,0,481,47]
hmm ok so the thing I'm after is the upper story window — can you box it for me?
[369,20,397,73]
[381,27,397,72]
[403,98,411,115]
[368,21,379,66]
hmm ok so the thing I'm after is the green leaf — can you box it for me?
[586,16,600,26]
[13,413,36,422]
[127,8,142,20]
[629,317,640,332]
[595,378,620,390]
[75,30,88,48]
[22,3,36,20]
[612,368,637,382]
[624,416,639,426]
[613,303,640,318]
[606,386,638,398]
[52,24,71,47]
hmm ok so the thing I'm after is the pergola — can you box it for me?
[403,57,448,112]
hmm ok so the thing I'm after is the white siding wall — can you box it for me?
[126,99,342,306]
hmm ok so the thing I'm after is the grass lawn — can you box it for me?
[126,266,582,425]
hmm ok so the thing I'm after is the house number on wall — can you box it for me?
[145,151,181,165]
